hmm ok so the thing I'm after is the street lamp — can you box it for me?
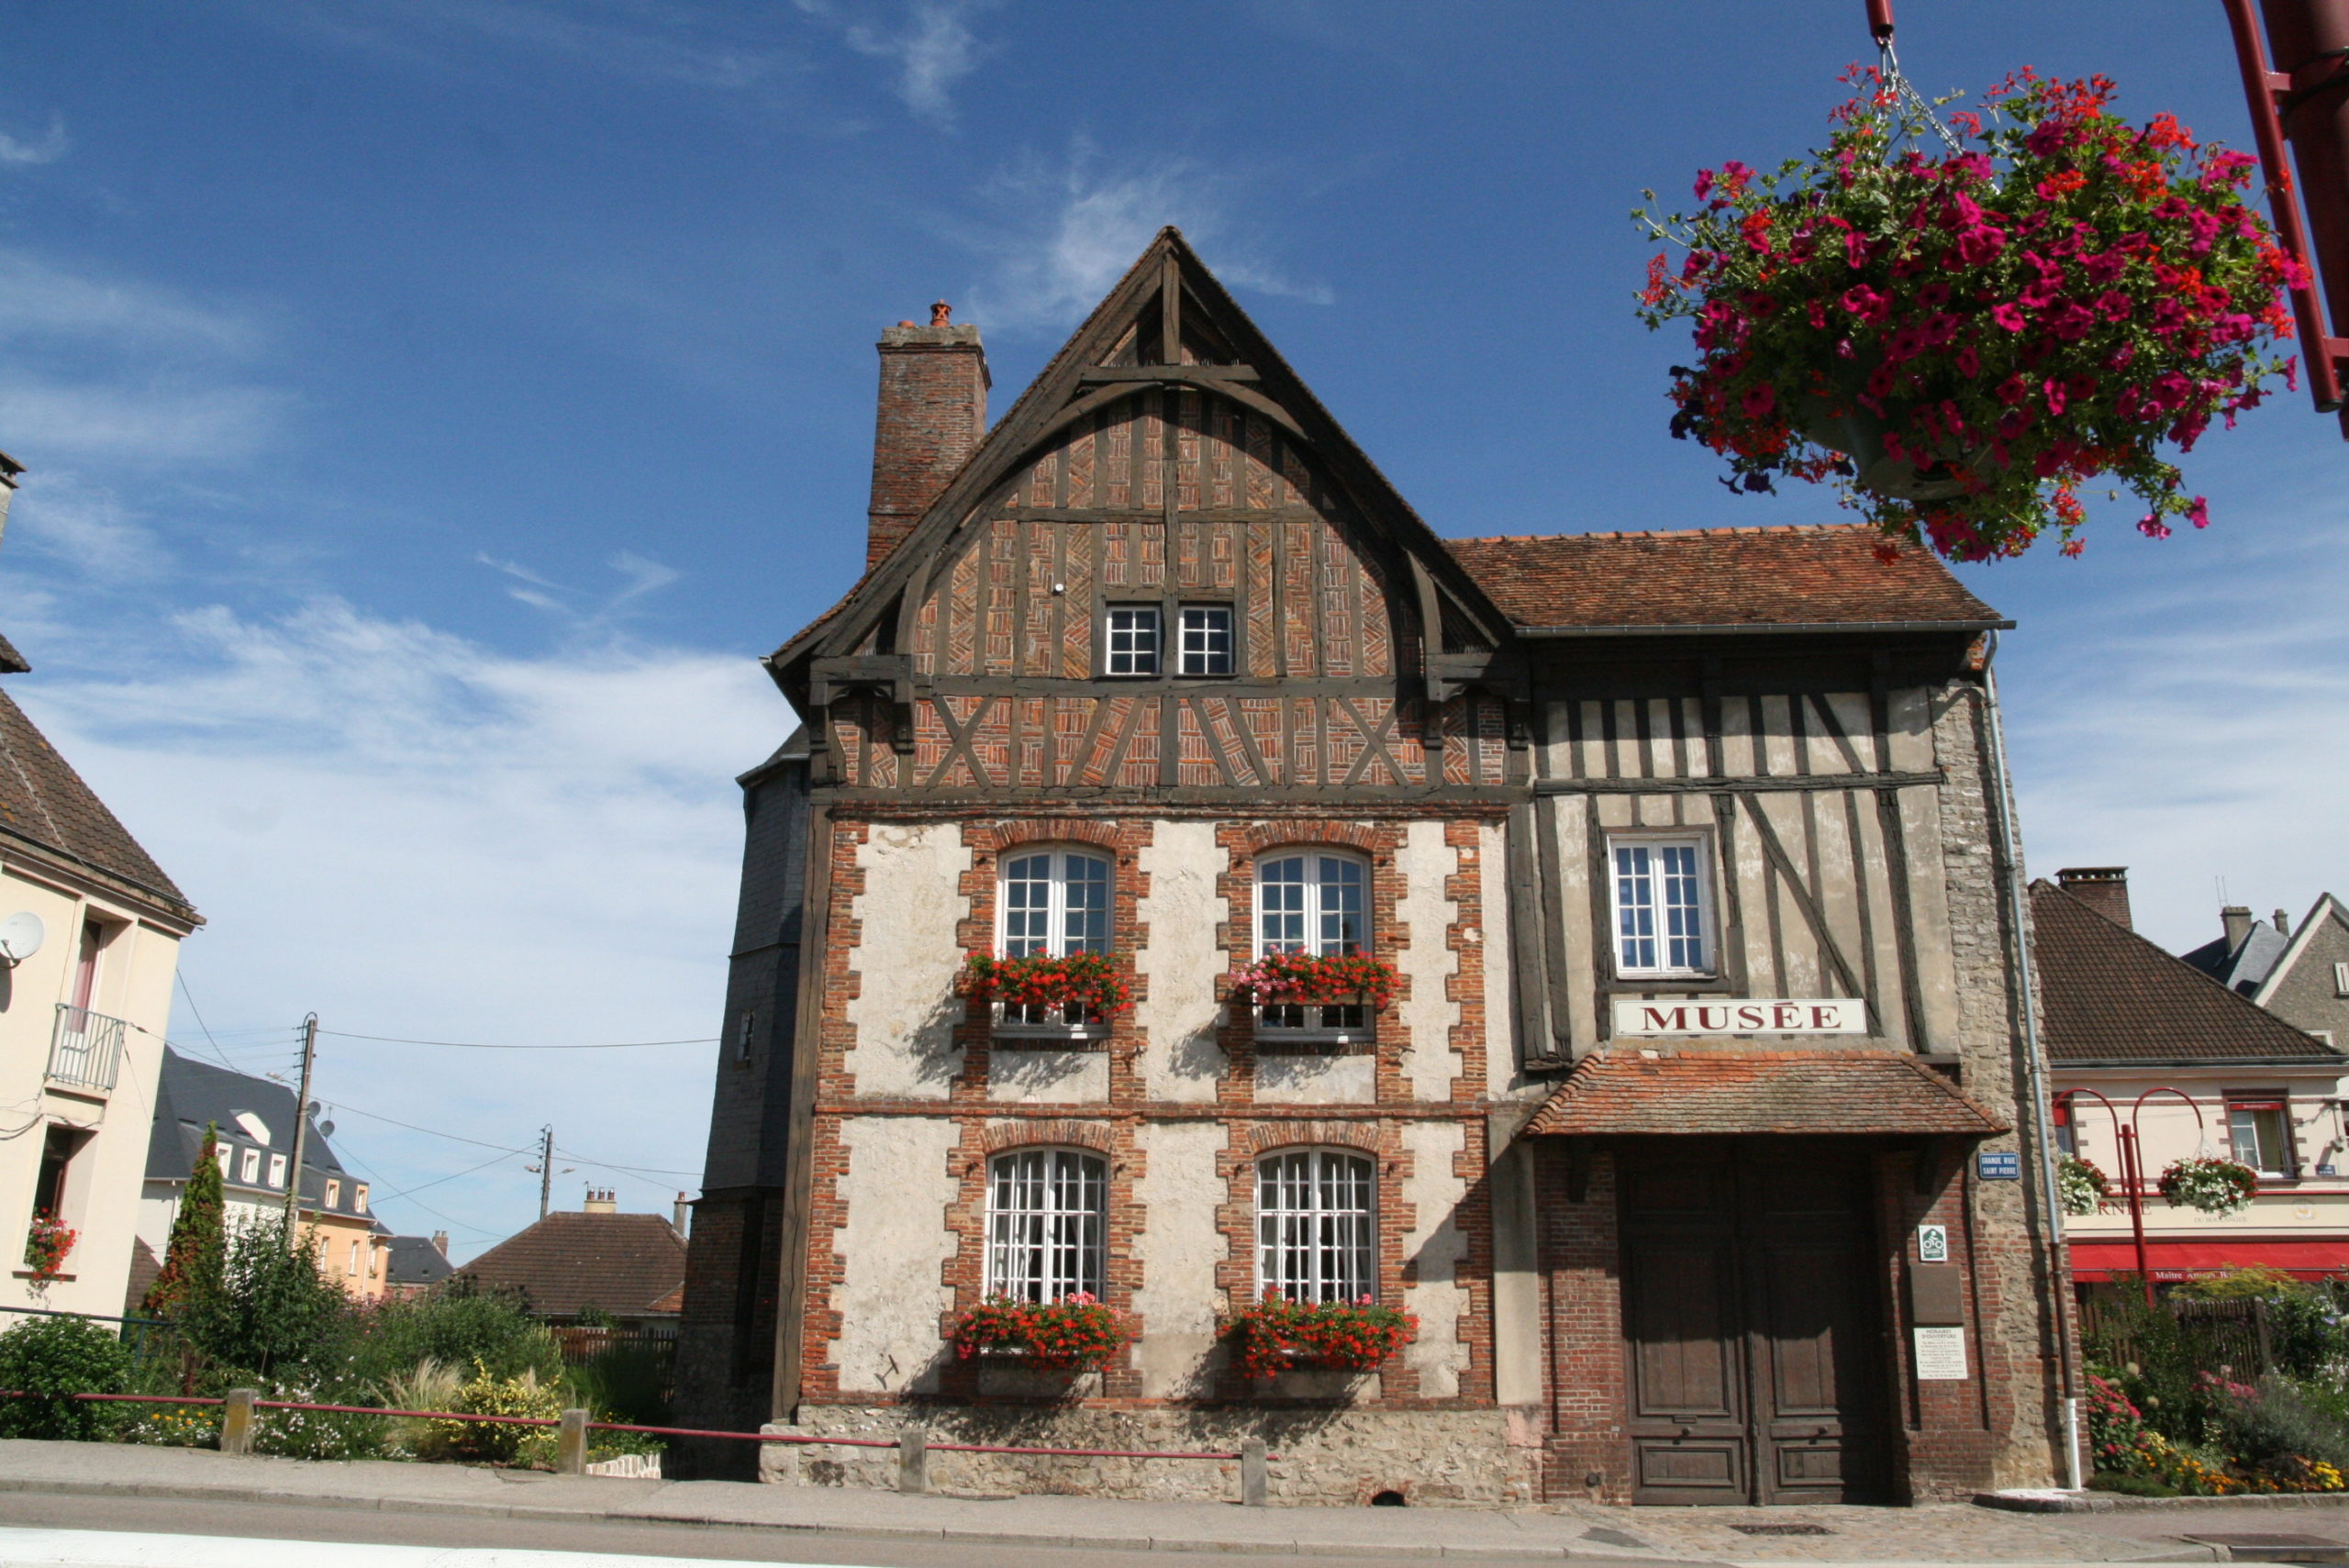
[2054,1086,2210,1308]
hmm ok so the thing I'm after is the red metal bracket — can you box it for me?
[2222,0,2349,429]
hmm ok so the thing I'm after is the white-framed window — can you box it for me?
[998,847,1113,1031]
[1177,606,1234,676]
[324,1179,341,1209]
[266,1153,287,1189]
[347,1241,361,1277]
[1254,851,1370,1035]
[1105,606,1162,676]
[354,1184,369,1215]
[214,1145,232,1179]
[985,1148,1107,1302]
[2333,962,2349,997]
[1609,837,1712,977]
[239,1148,262,1185]
[2229,1096,2295,1178]
[1257,1148,1376,1303]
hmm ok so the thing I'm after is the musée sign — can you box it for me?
[1609,998,1867,1036]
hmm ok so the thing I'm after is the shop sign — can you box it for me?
[1609,997,1867,1036]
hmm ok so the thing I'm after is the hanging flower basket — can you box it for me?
[1225,1294,1417,1380]
[2056,1152,2111,1218]
[950,1294,1133,1373]
[22,1214,74,1284]
[961,952,1132,1018]
[1633,67,2304,562]
[2159,1156,2259,1216]
[1228,952,1398,1010]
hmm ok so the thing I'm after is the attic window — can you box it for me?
[1104,606,1161,677]
[354,1183,370,1215]
[2334,962,2348,997]
[233,1111,272,1146]
[325,1178,341,1209]
[267,1153,287,1189]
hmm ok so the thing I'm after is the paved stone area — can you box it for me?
[0,1441,2255,1562]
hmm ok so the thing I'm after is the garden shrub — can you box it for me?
[570,1339,671,1428]
[350,1282,562,1389]
[426,1361,562,1465]
[177,1214,353,1385]
[0,1316,132,1440]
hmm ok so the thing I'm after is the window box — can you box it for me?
[950,1294,1132,1373]
[1233,952,1396,1050]
[962,952,1131,1035]
[1225,1295,1416,1380]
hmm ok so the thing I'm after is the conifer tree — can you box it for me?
[142,1121,226,1318]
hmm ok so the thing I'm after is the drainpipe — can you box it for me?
[1980,637,2084,1491]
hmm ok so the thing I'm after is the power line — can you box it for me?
[318,1100,534,1157]
[556,1146,700,1181]
[173,974,245,1074]
[372,1149,526,1205]
[327,1142,502,1242]
[317,1029,717,1051]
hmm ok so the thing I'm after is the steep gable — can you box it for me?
[2032,881,2341,1063]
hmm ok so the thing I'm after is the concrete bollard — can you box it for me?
[897,1426,929,1495]
[218,1388,257,1456]
[1241,1437,1268,1507]
[556,1408,589,1475]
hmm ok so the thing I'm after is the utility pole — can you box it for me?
[283,1013,318,1249]
[539,1125,554,1221]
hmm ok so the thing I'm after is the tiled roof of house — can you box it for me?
[385,1235,455,1290]
[2032,881,2342,1063]
[1524,1049,2008,1138]
[0,685,193,917]
[1444,523,2003,632]
[0,632,28,675]
[458,1211,686,1319]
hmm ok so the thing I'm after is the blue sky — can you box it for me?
[2,1,2342,1254]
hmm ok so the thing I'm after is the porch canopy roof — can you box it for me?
[1523,1050,2009,1139]
[2070,1238,2349,1283]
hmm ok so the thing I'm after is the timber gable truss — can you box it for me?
[784,228,1521,804]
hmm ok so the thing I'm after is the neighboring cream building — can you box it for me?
[0,455,204,1320]
[2035,870,2349,1285]
[131,1050,390,1307]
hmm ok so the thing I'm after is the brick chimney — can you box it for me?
[2275,907,2292,940]
[583,1187,617,1215]
[2057,867,2132,929]
[867,302,988,569]
[2222,905,2254,951]
[430,1230,449,1258]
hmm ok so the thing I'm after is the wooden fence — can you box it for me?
[2079,1295,2275,1377]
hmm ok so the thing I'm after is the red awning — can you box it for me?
[2069,1238,2349,1283]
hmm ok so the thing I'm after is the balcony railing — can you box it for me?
[48,1004,127,1092]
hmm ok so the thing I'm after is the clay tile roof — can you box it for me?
[0,687,193,916]
[1523,1049,2008,1138]
[2032,881,2342,1064]
[458,1211,686,1319]
[0,633,28,675]
[1443,523,2002,632]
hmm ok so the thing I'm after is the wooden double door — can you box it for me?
[1617,1140,1894,1505]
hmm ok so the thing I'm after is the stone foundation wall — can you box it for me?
[761,1404,1541,1507]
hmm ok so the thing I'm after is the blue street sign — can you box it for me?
[1977,1150,2021,1180]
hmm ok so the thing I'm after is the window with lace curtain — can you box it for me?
[985,1148,1108,1301]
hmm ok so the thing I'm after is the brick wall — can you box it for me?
[868,321,987,568]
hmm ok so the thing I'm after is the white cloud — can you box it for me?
[0,250,261,355]
[0,376,284,468]
[1,473,171,583]
[269,0,794,94]
[0,117,67,167]
[961,145,1335,331]
[798,0,988,126]
[17,599,787,1251]
[1996,486,2349,956]
[473,550,685,630]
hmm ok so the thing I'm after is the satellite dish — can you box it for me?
[317,1120,336,1139]
[0,912,45,967]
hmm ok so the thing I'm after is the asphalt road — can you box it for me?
[0,1490,1690,1568]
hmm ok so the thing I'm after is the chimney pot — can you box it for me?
[2057,866,2133,929]
[867,311,989,569]
[930,300,952,326]
[2223,905,2254,951]
[583,1187,617,1215]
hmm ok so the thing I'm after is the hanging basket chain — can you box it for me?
[1875,36,1965,161]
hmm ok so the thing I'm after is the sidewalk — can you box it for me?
[0,1440,2255,1563]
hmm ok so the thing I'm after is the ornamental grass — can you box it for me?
[1634,67,2302,562]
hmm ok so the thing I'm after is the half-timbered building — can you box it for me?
[675,230,2070,1506]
